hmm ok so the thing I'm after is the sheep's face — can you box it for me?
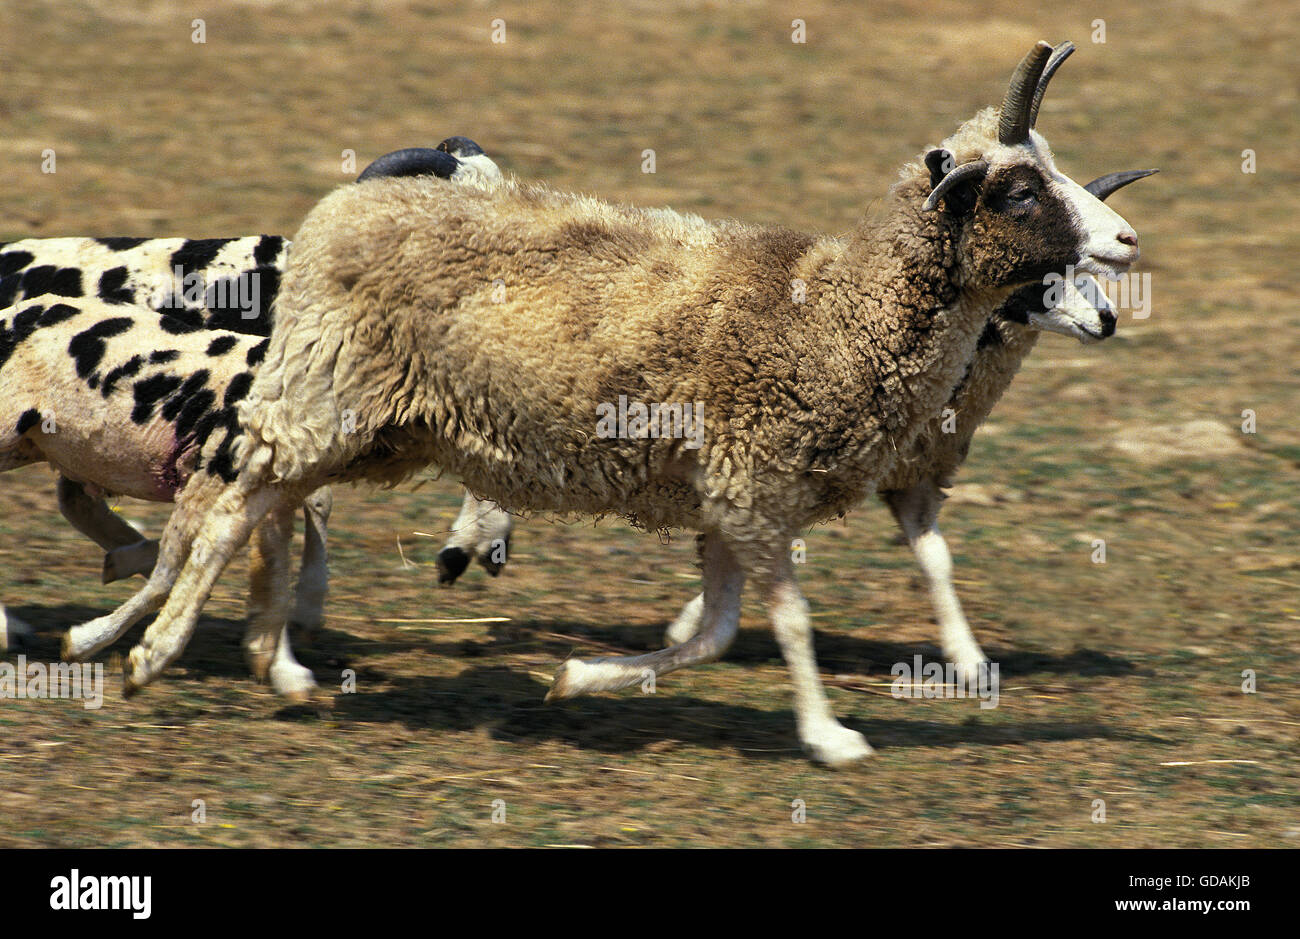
[924,41,1141,292]
[997,272,1117,344]
[945,141,1140,290]
[988,168,1154,343]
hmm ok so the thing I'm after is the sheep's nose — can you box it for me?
[1117,229,1138,248]
[1100,308,1117,337]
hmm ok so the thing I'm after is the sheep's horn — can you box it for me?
[998,41,1053,145]
[356,147,461,182]
[1028,41,1075,128]
[923,159,989,211]
[1084,168,1159,200]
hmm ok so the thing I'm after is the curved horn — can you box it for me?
[1084,168,1159,200]
[356,147,461,182]
[923,160,989,211]
[998,41,1053,145]
[1028,41,1075,128]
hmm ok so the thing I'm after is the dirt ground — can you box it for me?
[0,0,1295,847]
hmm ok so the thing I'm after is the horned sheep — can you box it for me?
[67,42,1142,765]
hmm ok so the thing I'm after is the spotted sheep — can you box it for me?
[0,233,331,694]
[0,295,325,696]
[65,43,1143,765]
[1,140,499,693]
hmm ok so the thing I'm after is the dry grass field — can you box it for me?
[0,0,1296,847]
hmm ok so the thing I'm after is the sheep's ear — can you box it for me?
[925,149,954,188]
[922,154,988,214]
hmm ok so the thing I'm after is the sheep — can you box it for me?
[0,294,321,696]
[666,167,1158,678]
[431,173,1154,593]
[0,232,334,631]
[68,41,1142,765]
[0,138,500,660]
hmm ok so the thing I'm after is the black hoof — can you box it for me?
[436,546,470,585]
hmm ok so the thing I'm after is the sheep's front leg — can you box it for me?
[764,552,873,766]
[288,486,332,639]
[123,484,283,696]
[247,500,315,699]
[1,605,31,650]
[883,480,987,683]
[547,532,743,699]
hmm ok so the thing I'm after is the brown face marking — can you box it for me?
[968,164,1082,287]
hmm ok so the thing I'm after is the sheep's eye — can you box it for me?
[1007,186,1037,204]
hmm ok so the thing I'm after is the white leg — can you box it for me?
[765,552,873,766]
[247,501,317,699]
[268,625,317,699]
[62,503,192,661]
[288,486,331,636]
[663,592,704,646]
[548,533,743,698]
[885,481,987,682]
[1,605,31,650]
[125,483,284,695]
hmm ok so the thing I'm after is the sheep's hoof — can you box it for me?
[59,631,80,663]
[101,553,123,585]
[246,650,275,684]
[277,684,317,705]
[801,723,873,767]
[122,647,148,698]
[102,540,158,584]
[435,547,470,585]
[545,659,589,702]
[270,665,319,702]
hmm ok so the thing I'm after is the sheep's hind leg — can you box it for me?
[124,484,286,696]
[547,532,743,700]
[288,486,331,640]
[61,491,200,662]
[247,500,315,699]
[55,476,159,583]
[663,593,704,646]
[884,481,988,684]
[763,550,872,766]
[436,491,514,584]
